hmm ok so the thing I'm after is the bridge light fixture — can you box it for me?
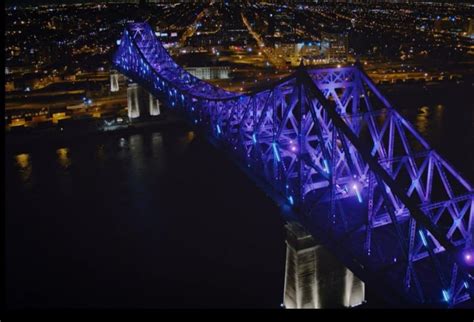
[442,290,450,302]
[464,281,469,289]
[323,159,330,173]
[288,196,294,205]
[252,133,257,144]
[419,230,428,247]
[352,183,363,203]
[463,249,474,265]
[272,142,281,162]
[216,124,221,135]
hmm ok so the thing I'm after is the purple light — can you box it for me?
[463,249,474,266]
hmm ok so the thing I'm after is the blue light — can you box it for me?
[464,281,469,289]
[194,119,198,124]
[87,99,92,105]
[216,124,221,135]
[419,230,428,247]
[252,133,257,144]
[352,184,363,203]
[272,142,281,162]
[442,290,450,302]
[288,196,294,205]
[323,159,330,173]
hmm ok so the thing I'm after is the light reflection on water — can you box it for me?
[385,83,473,183]
[56,148,71,169]
[14,153,32,184]
[15,153,29,169]
[415,106,430,136]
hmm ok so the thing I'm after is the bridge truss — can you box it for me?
[113,22,474,307]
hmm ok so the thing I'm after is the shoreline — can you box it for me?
[5,113,191,152]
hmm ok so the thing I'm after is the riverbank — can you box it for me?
[5,112,190,152]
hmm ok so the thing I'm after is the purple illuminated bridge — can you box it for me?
[113,22,474,308]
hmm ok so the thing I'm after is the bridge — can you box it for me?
[112,22,474,308]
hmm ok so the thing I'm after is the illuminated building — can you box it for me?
[320,32,348,63]
[184,66,230,80]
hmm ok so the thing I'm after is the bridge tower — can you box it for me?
[283,222,365,308]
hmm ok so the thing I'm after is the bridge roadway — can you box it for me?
[112,22,474,308]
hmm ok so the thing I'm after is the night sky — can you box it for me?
[4,0,465,7]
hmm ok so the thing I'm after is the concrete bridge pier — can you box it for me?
[127,82,161,119]
[283,222,365,309]
[149,93,161,116]
[127,83,140,119]
[110,70,120,92]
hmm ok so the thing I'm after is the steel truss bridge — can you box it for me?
[113,22,474,307]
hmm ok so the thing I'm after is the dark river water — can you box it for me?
[5,82,474,309]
